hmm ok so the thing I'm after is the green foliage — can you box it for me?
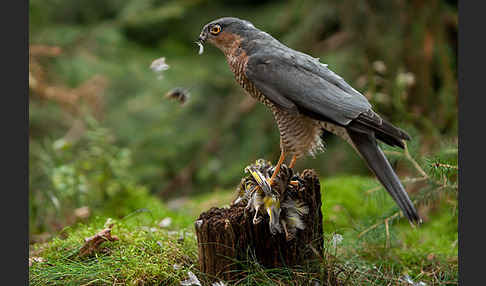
[30,0,127,26]
[29,118,154,234]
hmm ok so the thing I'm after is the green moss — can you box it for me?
[321,175,394,232]
[30,196,198,286]
[320,176,458,285]
[30,175,457,285]
[30,217,197,285]
[99,186,194,229]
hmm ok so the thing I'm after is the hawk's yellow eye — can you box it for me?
[210,25,221,35]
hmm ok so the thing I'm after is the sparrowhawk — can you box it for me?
[197,17,421,224]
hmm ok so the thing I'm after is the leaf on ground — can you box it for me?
[78,223,119,258]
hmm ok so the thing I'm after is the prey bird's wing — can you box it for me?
[245,50,372,125]
[246,166,272,195]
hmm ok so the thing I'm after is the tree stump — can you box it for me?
[195,166,324,282]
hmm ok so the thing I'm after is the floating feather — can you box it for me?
[150,57,170,72]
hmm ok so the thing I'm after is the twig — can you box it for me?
[308,244,325,264]
[383,150,403,157]
[357,212,400,238]
[385,142,455,189]
[365,177,428,195]
[404,142,428,178]
[358,197,425,238]
[365,185,382,195]
[384,218,390,248]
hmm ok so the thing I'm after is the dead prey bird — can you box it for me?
[234,159,309,240]
[197,17,421,224]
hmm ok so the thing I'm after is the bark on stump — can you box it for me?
[195,168,324,281]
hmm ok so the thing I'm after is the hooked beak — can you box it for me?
[196,31,207,55]
[198,31,207,45]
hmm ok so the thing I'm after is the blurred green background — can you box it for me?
[29,0,457,238]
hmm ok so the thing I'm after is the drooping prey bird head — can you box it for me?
[197,17,260,55]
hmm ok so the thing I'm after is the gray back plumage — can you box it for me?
[241,28,372,126]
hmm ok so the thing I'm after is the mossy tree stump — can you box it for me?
[194,168,324,281]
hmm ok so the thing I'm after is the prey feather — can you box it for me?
[195,41,204,55]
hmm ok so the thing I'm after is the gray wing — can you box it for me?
[245,51,372,125]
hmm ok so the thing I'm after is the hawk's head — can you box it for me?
[198,17,257,54]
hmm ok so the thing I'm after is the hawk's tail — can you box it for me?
[347,129,421,224]
[350,114,411,149]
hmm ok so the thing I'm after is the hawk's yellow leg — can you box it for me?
[289,155,297,169]
[268,150,285,186]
